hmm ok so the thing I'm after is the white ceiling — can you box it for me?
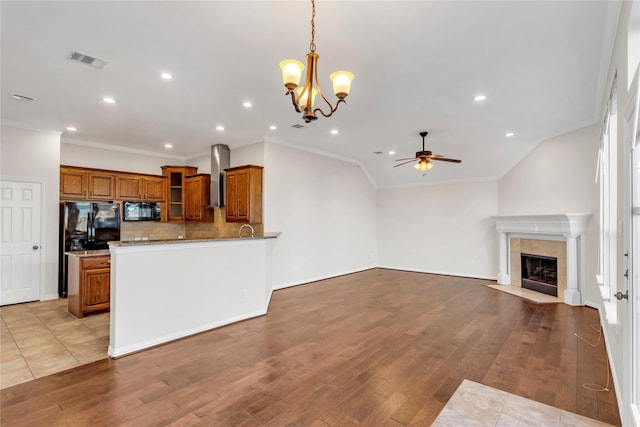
[0,1,619,187]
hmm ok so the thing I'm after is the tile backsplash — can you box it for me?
[120,221,185,241]
[186,208,263,239]
[120,207,263,241]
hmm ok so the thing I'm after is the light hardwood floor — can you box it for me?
[0,269,621,426]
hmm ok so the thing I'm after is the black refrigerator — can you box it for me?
[58,201,120,297]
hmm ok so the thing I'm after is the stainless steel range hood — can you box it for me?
[209,144,230,207]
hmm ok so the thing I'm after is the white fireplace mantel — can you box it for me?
[492,213,591,306]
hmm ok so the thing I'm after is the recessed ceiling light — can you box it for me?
[505,132,515,137]
[102,97,116,104]
[330,129,339,135]
[161,72,172,80]
[243,101,252,108]
[473,94,487,102]
[216,125,225,131]
[164,143,173,149]
[388,150,395,155]
[269,125,277,130]
[66,126,78,132]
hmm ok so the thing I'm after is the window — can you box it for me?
[598,78,618,324]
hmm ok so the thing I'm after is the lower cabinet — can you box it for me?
[68,254,110,318]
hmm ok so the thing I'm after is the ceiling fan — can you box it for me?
[394,131,462,172]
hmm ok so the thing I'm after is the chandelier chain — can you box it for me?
[310,0,316,52]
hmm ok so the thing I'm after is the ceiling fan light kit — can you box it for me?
[279,0,354,123]
[414,159,434,171]
[394,131,462,173]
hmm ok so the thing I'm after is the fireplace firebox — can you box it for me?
[520,253,558,297]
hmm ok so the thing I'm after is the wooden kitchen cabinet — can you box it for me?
[184,174,214,221]
[142,176,166,201]
[161,166,198,221]
[87,172,115,200]
[60,165,167,203]
[115,175,142,200]
[225,165,263,224]
[117,174,167,202]
[67,254,110,318]
[60,167,88,199]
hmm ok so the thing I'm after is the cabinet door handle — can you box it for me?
[32,245,39,250]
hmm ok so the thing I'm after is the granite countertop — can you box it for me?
[110,232,281,247]
[65,249,110,257]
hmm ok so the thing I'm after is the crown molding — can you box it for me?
[377,175,499,190]
[61,137,186,161]
[1,119,62,136]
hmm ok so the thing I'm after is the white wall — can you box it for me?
[1,125,61,300]
[61,141,183,175]
[498,125,600,304]
[263,141,378,288]
[378,181,499,279]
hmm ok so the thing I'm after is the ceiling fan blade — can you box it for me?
[394,157,416,162]
[430,157,462,163]
[393,159,417,167]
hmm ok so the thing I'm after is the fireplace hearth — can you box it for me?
[521,253,558,297]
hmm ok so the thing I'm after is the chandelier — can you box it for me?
[279,0,354,123]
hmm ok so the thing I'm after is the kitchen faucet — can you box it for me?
[238,224,254,238]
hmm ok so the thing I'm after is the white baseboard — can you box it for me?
[583,299,599,309]
[108,306,269,358]
[594,305,624,424]
[41,293,60,301]
[272,265,377,290]
[272,265,496,291]
[377,265,497,281]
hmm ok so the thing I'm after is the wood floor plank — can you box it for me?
[0,269,621,426]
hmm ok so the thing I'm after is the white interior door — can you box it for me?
[627,54,640,426]
[632,142,640,425]
[0,180,42,305]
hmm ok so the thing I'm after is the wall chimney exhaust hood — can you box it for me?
[209,144,230,208]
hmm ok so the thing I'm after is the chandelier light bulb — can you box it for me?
[296,86,318,108]
[279,60,304,90]
[330,71,355,99]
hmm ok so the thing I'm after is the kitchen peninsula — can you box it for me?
[108,233,279,357]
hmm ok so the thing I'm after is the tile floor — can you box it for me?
[0,298,109,389]
[432,379,614,427]
[486,284,561,303]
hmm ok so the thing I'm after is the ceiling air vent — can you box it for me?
[68,51,107,69]
[11,94,34,102]
[291,124,305,129]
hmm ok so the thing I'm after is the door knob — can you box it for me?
[32,245,39,250]
[614,290,629,300]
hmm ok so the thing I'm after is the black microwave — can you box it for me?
[123,201,161,221]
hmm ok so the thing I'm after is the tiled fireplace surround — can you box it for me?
[493,214,591,306]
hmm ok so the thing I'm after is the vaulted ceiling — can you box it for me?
[0,1,619,187]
